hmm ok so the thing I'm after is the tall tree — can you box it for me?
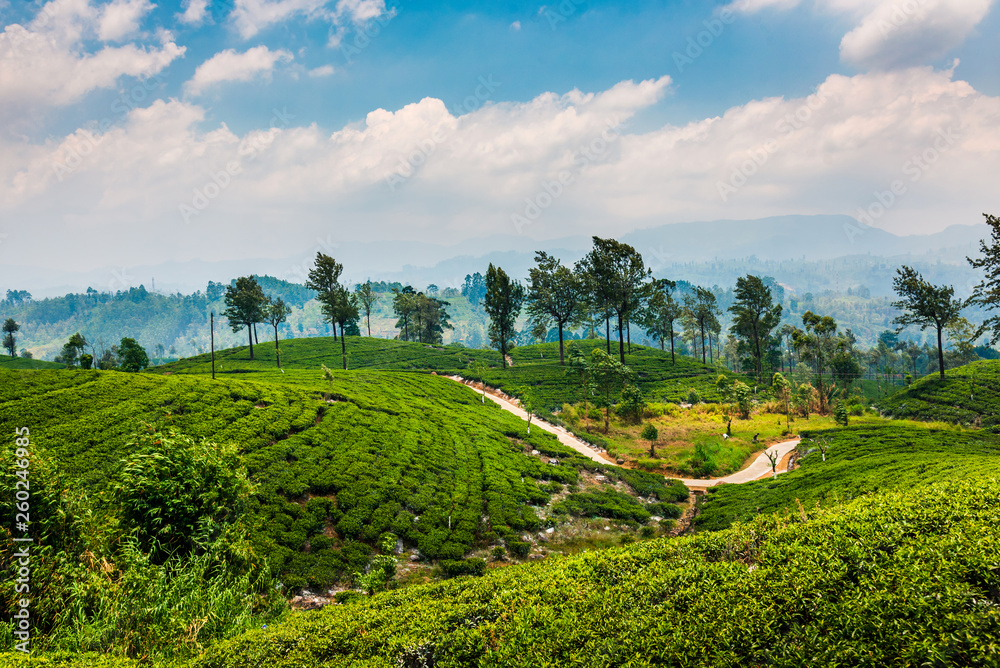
[641,279,680,363]
[526,251,582,365]
[588,347,634,433]
[264,296,291,368]
[577,237,651,364]
[332,285,359,369]
[2,318,19,358]
[415,294,452,344]
[728,275,783,381]
[356,281,379,337]
[222,276,267,360]
[118,337,149,372]
[891,265,964,380]
[483,264,524,370]
[792,311,839,412]
[392,287,418,341]
[966,213,1000,340]
[305,253,344,343]
[683,287,720,365]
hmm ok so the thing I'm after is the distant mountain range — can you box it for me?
[2,214,988,298]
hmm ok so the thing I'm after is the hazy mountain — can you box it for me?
[2,215,986,298]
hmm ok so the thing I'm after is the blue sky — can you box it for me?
[1,0,999,274]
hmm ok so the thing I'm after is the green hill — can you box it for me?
[0,368,684,587]
[155,336,736,410]
[0,357,64,370]
[696,422,1000,532]
[878,360,1000,427]
[179,478,1000,667]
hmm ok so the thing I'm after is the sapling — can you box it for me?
[815,437,830,462]
[765,448,780,479]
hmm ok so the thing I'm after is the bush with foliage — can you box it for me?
[112,428,255,562]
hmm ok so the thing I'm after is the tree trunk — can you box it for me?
[937,325,946,380]
[558,325,565,365]
[254,323,259,345]
[367,314,371,338]
[606,318,611,354]
[247,324,254,360]
[341,323,347,369]
[670,327,676,366]
[700,322,706,364]
[752,322,761,379]
[617,314,625,364]
[627,319,631,354]
[274,324,280,368]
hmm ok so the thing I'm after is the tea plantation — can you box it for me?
[175,477,1000,667]
[696,422,1000,531]
[879,359,1000,427]
[0,368,684,591]
[155,336,737,410]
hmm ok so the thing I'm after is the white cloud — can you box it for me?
[308,64,335,77]
[3,69,999,269]
[97,0,154,41]
[335,0,386,24]
[510,20,521,31]
[725,0,997,69]
[0,1,184,107]
[722,0,801,12]
[229,0,389,39]
[839,0,995,69]
[185,45,293,95]
[178,0,209,26]
[230,0,330,38]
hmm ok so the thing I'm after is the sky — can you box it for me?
[1,0,999,276]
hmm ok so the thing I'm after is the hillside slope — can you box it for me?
[879,360,1000,427]
[154,336,737,409]
[192,478,1000,668]
[0,368,683,590]
[696,423,1000,532]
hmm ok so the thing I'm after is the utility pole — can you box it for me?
[211,312,216,380]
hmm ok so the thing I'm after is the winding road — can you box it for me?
[447,375,801,486]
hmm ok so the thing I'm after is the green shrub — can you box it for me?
[834,401,849,426]
[490,546,506,561]
[686,389,701,404]
[334,591,363,605]
[615,384,645,423]
[440,558,487,578]
[111,428,255,563]
[640,423,658,441]
[507,541,531,559]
